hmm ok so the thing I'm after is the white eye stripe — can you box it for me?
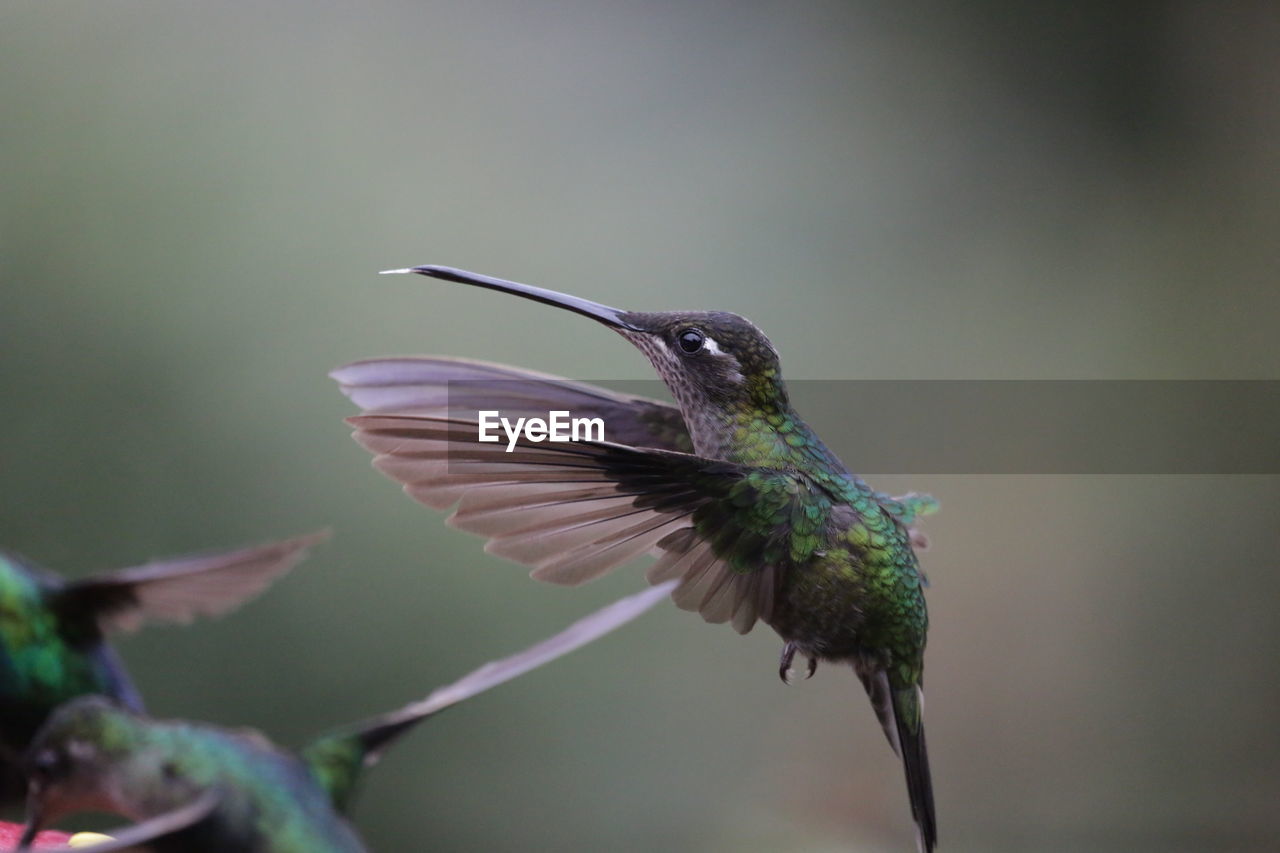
[68,739,96,760]
[701,336,724,355]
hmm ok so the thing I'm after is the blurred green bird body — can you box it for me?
[0,555,138,731]
[335,266,940,851]
[18,582,674,851]
[0,535,323,804]
[23,697,365,853]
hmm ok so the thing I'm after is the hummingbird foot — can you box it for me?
[778,643,818,684]
[779,642,796,683]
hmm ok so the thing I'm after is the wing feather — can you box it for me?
[36,792,222,852]
[52,532,328,635]
[303,580,674,811]
[332,356,692,451]
[344,412,828,634]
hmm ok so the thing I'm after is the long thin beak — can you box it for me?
[17,802,44,850]
[381,265,642,331]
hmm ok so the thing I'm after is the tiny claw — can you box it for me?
[805,655,818,679]
[779,642,798,684]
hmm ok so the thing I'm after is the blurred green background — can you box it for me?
[3,2,1278,851]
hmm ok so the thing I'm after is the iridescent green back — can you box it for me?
[0,553,139,754]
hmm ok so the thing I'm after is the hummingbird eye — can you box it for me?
[677,329,705,354]
[28,748,66,784]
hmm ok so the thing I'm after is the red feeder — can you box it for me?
[0,821,73,849]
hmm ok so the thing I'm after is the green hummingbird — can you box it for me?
[0,532,327,805]
[18,581,675,852]
[334,265,940,851]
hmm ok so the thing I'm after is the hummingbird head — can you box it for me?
[20,696,134,845]
[390,266,789,434]
[610,309,786,414]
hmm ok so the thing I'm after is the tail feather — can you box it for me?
[892,684,936,853]
[857,667,937,852]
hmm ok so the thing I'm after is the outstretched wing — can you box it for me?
[331,356,693,452]
[50,532,329,636]
[346,414,834,634]
[304,581,674,811]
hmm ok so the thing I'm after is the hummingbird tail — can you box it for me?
[300,714,426,815]
[891,684,936,853]
[857,665,936,853]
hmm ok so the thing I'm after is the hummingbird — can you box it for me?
[0,532,327,806]
[18,581,675,852]
[333,265,940,851]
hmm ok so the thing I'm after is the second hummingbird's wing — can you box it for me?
[348,415,833,634]
[331,356,694,452]
[30,792,221,852]
[302,581,674,811]
[49,532,329,636]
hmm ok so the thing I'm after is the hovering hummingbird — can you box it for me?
[18,581,675,852]
[334,265,940,851]
[0,532,327,805]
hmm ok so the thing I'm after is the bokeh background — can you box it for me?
[3,2,1278,851]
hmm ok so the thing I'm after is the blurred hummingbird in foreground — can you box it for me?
[18,581,674,852]
[0,532,326,807]
[334,265,941,851]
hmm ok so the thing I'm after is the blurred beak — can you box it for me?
[17,798,45,850]
[382,265,643,331]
